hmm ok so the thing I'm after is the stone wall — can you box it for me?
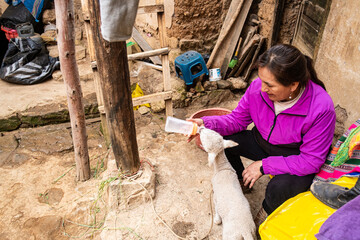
[315,0,360,129]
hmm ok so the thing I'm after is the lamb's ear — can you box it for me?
[208,153,217,166]
[223,140,238,149]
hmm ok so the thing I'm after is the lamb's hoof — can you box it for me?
[214,215,222,225]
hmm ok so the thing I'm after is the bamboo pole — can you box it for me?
[54,0,90,181]
[88,0,140,174]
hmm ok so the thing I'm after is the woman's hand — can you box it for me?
[186,118,204,143]
[242,161,263,188]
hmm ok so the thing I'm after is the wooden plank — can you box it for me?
[156,0,173,117]
[137,4,164,14]
[268,0,285,47]
[127,47,169,61]
[80,0,110,145]
[229,34,260,77]
[135,61,163,71]
[234,43,257,77]
[132,27,162,65]
[220,0,254,77]
[207,0,244,69]
[244,37,265,81]
[132,91,172,106]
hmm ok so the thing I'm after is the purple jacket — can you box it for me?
[201,78,336,176]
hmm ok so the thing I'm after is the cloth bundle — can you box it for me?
[99,0,139,42]
[314,119,360,182]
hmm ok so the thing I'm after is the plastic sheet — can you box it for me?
[131,83,150,110]
[259,176,358,240]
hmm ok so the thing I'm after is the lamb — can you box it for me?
[199,127,256,240]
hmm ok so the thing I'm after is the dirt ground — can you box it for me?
[0,64,269,240]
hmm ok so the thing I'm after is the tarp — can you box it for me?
[0,37,59,85]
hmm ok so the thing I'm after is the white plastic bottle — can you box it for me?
[165,116,199,135]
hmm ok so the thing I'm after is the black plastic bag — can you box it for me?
[0,37,59,85]
[0,1,50,34]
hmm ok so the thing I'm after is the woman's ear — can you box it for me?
[290,82,300,92]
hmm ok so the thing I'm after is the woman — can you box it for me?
[189,44,336,225]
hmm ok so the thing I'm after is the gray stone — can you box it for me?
[104,157,156,210]
[42,9,56,24]
[47,45,59,58]
[15,124,73,154]
[203,81,217,91]
[228,77,248,90]
[151,101,165,113]
[186,92,194,98]
[216,80,232,89]
[208,89,235,105]
[195,81,205,92]
[47,45,86,61]
[179,39,204,51]
[138,106,150,115]
[0,133,30,168]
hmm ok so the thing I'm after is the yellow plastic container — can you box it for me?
[259,176,358,240]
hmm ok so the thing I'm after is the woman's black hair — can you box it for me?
[257,44,326,90]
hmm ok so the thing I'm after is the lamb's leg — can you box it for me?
[213,195,222,225]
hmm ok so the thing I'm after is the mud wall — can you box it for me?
[135,0,301,57]
[315,0,360,129]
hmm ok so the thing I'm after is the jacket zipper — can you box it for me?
[267,114,278,142]
[260,92,307,142]
[260,93,277,142]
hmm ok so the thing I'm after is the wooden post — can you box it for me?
[54,0,90,181]
[88,0,140,174]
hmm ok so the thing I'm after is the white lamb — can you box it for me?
[199,127,256,240]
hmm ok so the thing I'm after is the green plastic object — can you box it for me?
[228,58,238,69]
[126,41,135,47]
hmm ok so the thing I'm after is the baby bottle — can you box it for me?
[165,116,199,135]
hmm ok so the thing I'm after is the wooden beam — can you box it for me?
[156,0,173,117]
[244,37,265,81]
[137,4,164,14]
[88,0,140,174]
[135,61,163,71]
[127,47,169,61]
[132,91,172,106]
[80,0,110,146]
[55,0,90,181]
[132,27,162,65]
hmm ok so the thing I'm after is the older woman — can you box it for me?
[190,44,336,226]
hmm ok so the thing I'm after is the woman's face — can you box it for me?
[258,67,299,102]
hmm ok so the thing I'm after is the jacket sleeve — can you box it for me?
[262,108,336,176]
[200,82,255,136]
